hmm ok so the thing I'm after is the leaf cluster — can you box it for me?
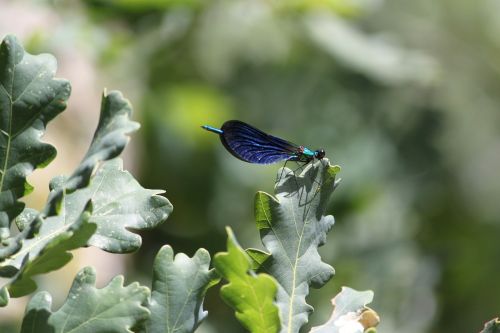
[0,34,172,308]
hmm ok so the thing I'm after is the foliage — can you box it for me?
[20,267,150,333]
[310,287,379,333]
[0,35,172,307]
[143,245,219,333]
[254,161,340,332]
[214,227,280,333]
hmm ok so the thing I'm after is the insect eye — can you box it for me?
[315,149,325,159]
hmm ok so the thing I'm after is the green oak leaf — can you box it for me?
[44,89,139,216]
[481,318,500,333]
[6,201,96,298]
[144,245,219,333]
[254,159,340,333]
[214,227,280,333]
[35,158,172,253]
[20,266,150,333]
[310,287,379,333]
[0,35,70,239]
[83,158,171,252]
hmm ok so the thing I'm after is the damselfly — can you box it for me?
[201,120,326,165]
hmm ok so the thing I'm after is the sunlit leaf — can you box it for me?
[20,266,150,333]
[0,34,70,239]
[214,227,280,333]
[254,159,340,333]
[311,286,379,333]
[144,245,219,333]
[47,158,172,253]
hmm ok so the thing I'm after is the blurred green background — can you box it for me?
[1,0,500,332]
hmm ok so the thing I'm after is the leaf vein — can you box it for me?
[0,61,15,192]
[171,269,201,332]
[12,66,46,104]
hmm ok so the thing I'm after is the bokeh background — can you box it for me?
[1,0,500,332]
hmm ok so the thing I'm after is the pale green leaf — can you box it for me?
[144,245,219,333]
[254,159,340,333]
[43,158,172,253]
[310,287,378,333]
[214,227,280,333]
[21,266,150,333]
[0,34,70,239]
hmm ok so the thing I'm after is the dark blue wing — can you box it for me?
[220,120,299,164]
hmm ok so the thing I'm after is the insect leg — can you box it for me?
[276,159,289,184]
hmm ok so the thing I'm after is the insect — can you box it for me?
[201,120,325,165]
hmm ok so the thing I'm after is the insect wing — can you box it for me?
[220,120,299,164]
